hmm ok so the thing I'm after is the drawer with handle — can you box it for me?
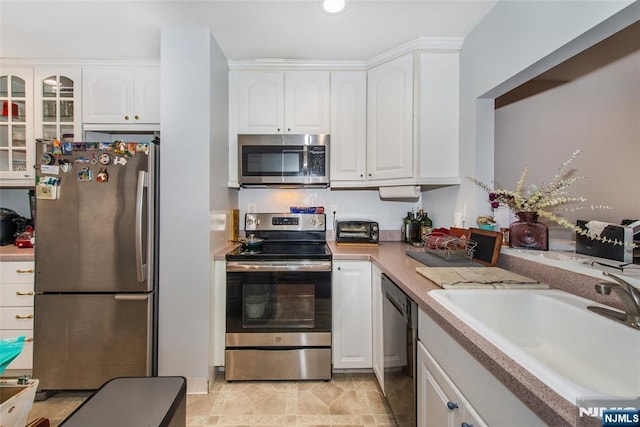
[0,262,35,284]
[0,284,34,306]
[0,307,34,329]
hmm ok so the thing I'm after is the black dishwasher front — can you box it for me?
[381,274,417,427]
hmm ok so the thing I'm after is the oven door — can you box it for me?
[226,270,331,334]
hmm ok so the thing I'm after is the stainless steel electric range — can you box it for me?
[225,212,332,381]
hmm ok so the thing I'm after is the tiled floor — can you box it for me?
[28,373,397,426]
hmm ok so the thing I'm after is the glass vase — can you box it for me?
[508,212,549,251]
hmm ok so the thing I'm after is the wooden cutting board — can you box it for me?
[416,266,549,289]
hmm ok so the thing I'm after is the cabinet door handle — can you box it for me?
[461,423,473,427]
[446,401,459,410]
[16,269,34,274]
[25,337,34,342]
[15,314,34,320]
[16,291,34,296]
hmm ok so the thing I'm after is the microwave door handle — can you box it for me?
[302,146,308,175]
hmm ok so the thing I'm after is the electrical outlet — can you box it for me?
[330,205,338,214]
[247,204,256,213]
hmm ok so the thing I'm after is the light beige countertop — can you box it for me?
[329,241,577,426]
[0,245,35,262]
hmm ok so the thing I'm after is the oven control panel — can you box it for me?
[245,213,325,231]
[272,217,299,226]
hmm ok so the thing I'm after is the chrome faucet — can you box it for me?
[591,272,640,329]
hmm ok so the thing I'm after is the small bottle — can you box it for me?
[410,213,421,244]
[420,211,433,242]
[402,212,412,243]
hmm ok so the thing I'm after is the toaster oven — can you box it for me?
[335,221,379,244]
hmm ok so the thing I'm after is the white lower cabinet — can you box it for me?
[332,260,372,369]
[0,261,35,373]
[418,309,545,426]
[418,340,487,427]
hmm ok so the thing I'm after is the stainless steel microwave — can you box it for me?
[238,134,329,187]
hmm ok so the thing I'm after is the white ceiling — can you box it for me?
[0,0,499,61]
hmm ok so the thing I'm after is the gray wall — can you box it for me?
[494,51,640,239]
[450,0,637,232]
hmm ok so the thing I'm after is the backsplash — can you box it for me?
[237,187,430,232]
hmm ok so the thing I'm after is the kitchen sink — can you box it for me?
[428,289,640,402]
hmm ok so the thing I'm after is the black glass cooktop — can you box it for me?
[226,242,332,261]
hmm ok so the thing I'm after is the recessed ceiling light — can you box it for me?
[320,0,346,15]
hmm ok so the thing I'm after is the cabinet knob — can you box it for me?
[446,401,459,410]
[124,115,130,121]
[368,173,372,177]
[277,128,281,132]
[337,267,341,270]
[461,423,473,427]
[360,174,363,178]
[134,115,140,120]
[287,128,291,132]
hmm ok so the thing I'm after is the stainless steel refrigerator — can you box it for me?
[33,137,159,391]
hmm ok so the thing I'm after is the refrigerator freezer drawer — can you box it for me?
[33,293,153,390]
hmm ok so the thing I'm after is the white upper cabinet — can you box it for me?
[330,71,367,183]
[34,67,82,142]
[284,71,330,134]
[0,67,34,185]
[233,70,330,135]
[235,71,284,134]
[367,53,414,182]
[82,66,160,124]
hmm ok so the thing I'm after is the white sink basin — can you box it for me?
[428,289,640,402]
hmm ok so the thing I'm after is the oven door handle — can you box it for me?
[226,261,332,272]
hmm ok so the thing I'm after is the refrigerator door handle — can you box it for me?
[136,170,148,283]
[114,294,150,301]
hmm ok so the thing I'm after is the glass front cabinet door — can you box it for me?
[0,68,34,184]
[34,69,82,143]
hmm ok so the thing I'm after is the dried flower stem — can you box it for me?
[466,149,636,249]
